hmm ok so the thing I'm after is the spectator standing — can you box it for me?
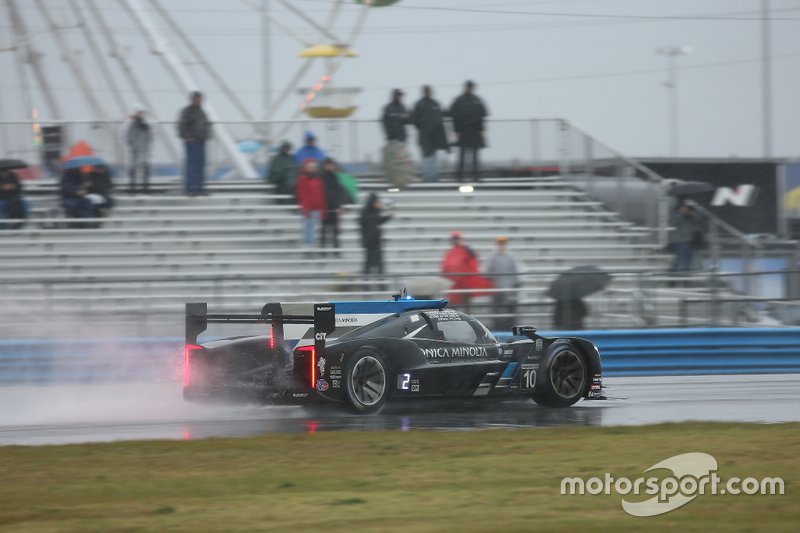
[449,80,488,182]
[266,140,298,201]
[0,169,29,229]
[381,89,414,188]
[360,192,393,275]
[441,231,494,312]
[411,85,449,182]
[553,299,587,330]
[294,131,327,164]
[672,200,702,272]
[320,158,348,252]
[295,159,326,248]
[127,104,153,194]
[487,236,520,330]
[177,91,211,196]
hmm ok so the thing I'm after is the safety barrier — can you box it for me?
[1,328,800,384]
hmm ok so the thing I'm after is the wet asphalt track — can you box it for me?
[0,374,798,445]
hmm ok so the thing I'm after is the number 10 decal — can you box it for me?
[522,369,537,390]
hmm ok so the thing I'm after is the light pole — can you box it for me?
[656,45,692,158]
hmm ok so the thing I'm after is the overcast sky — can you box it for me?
[1,0,800,159]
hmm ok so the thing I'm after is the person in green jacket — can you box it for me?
[266,141,298,202]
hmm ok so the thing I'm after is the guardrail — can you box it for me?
[2,328,799,385]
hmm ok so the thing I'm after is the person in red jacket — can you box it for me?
[441,231,494,310]
[295,159,327,247]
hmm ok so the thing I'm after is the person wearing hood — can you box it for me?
[441,231,494,311]
[294,131,327,164]
[360,192,393,275]
[266,140,297,201]
[127,104,152,194]
[295,159,326,247]
[411,85,449,182]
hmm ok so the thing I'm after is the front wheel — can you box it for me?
[531,343,588,408]
[344,349,389,414]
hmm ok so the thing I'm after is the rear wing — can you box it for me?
[185,302,336,354]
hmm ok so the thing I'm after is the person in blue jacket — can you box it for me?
[294,131,327,164]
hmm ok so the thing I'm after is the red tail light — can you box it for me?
[269,323,276,350]
[297,346,316,388]
[184,344,202,387]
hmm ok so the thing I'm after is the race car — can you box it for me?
[183,297,603,413]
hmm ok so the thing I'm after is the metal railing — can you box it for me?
[1,116,676,243]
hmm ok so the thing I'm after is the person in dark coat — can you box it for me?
[360,193,393,275]
[382,89,408,142]
[177,91,211,196]
[266,140,297,202]
[382,89,414,187]
[411,85,449,182]
[553,299,587,330]
[60,167,95,222]
[0,169,29,229]
[449,80,488,182]
[320,158,347,252]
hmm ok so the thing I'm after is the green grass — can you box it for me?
[0,422,798,531]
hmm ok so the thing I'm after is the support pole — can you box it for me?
[120,0,258,178]
[5,0,63,120]
[86,0,180,163]
[69,0,128,117]
[761,0,773,158]
[34,0,110,121]
[148,0,255,122]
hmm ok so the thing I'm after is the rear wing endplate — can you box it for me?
[185,302,336,353]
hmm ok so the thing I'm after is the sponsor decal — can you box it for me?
[521,363,538,370]
[332,379,341,389]
[561,453,785,517]
[292,392,309,398]
[411,383,420,392]
[535,338,543,351]
[410,314,420,323]
[424,310,462,321]
[336,317,359,324]
[317,356,326,376]
[316,379,330,392]
[422,346,488,358]
[711,185,759,207]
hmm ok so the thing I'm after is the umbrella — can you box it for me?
[237,140,263,154]
[403,276,452,299]
[0,159,29,171]
[546,266,610,300]
[63,156,107,169]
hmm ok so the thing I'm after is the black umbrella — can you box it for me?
[546,266,611,300]
[0,159,29,171]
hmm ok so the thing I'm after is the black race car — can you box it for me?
[183,297,604,414]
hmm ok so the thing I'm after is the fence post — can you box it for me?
[558,120,569,177]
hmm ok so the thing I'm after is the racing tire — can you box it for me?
[344,349,389,414]
[531,343,588,408]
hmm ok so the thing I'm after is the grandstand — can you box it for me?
[2,172,757,337]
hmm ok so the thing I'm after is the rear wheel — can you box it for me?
[344,349,389,414]
[531,343,587,408]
